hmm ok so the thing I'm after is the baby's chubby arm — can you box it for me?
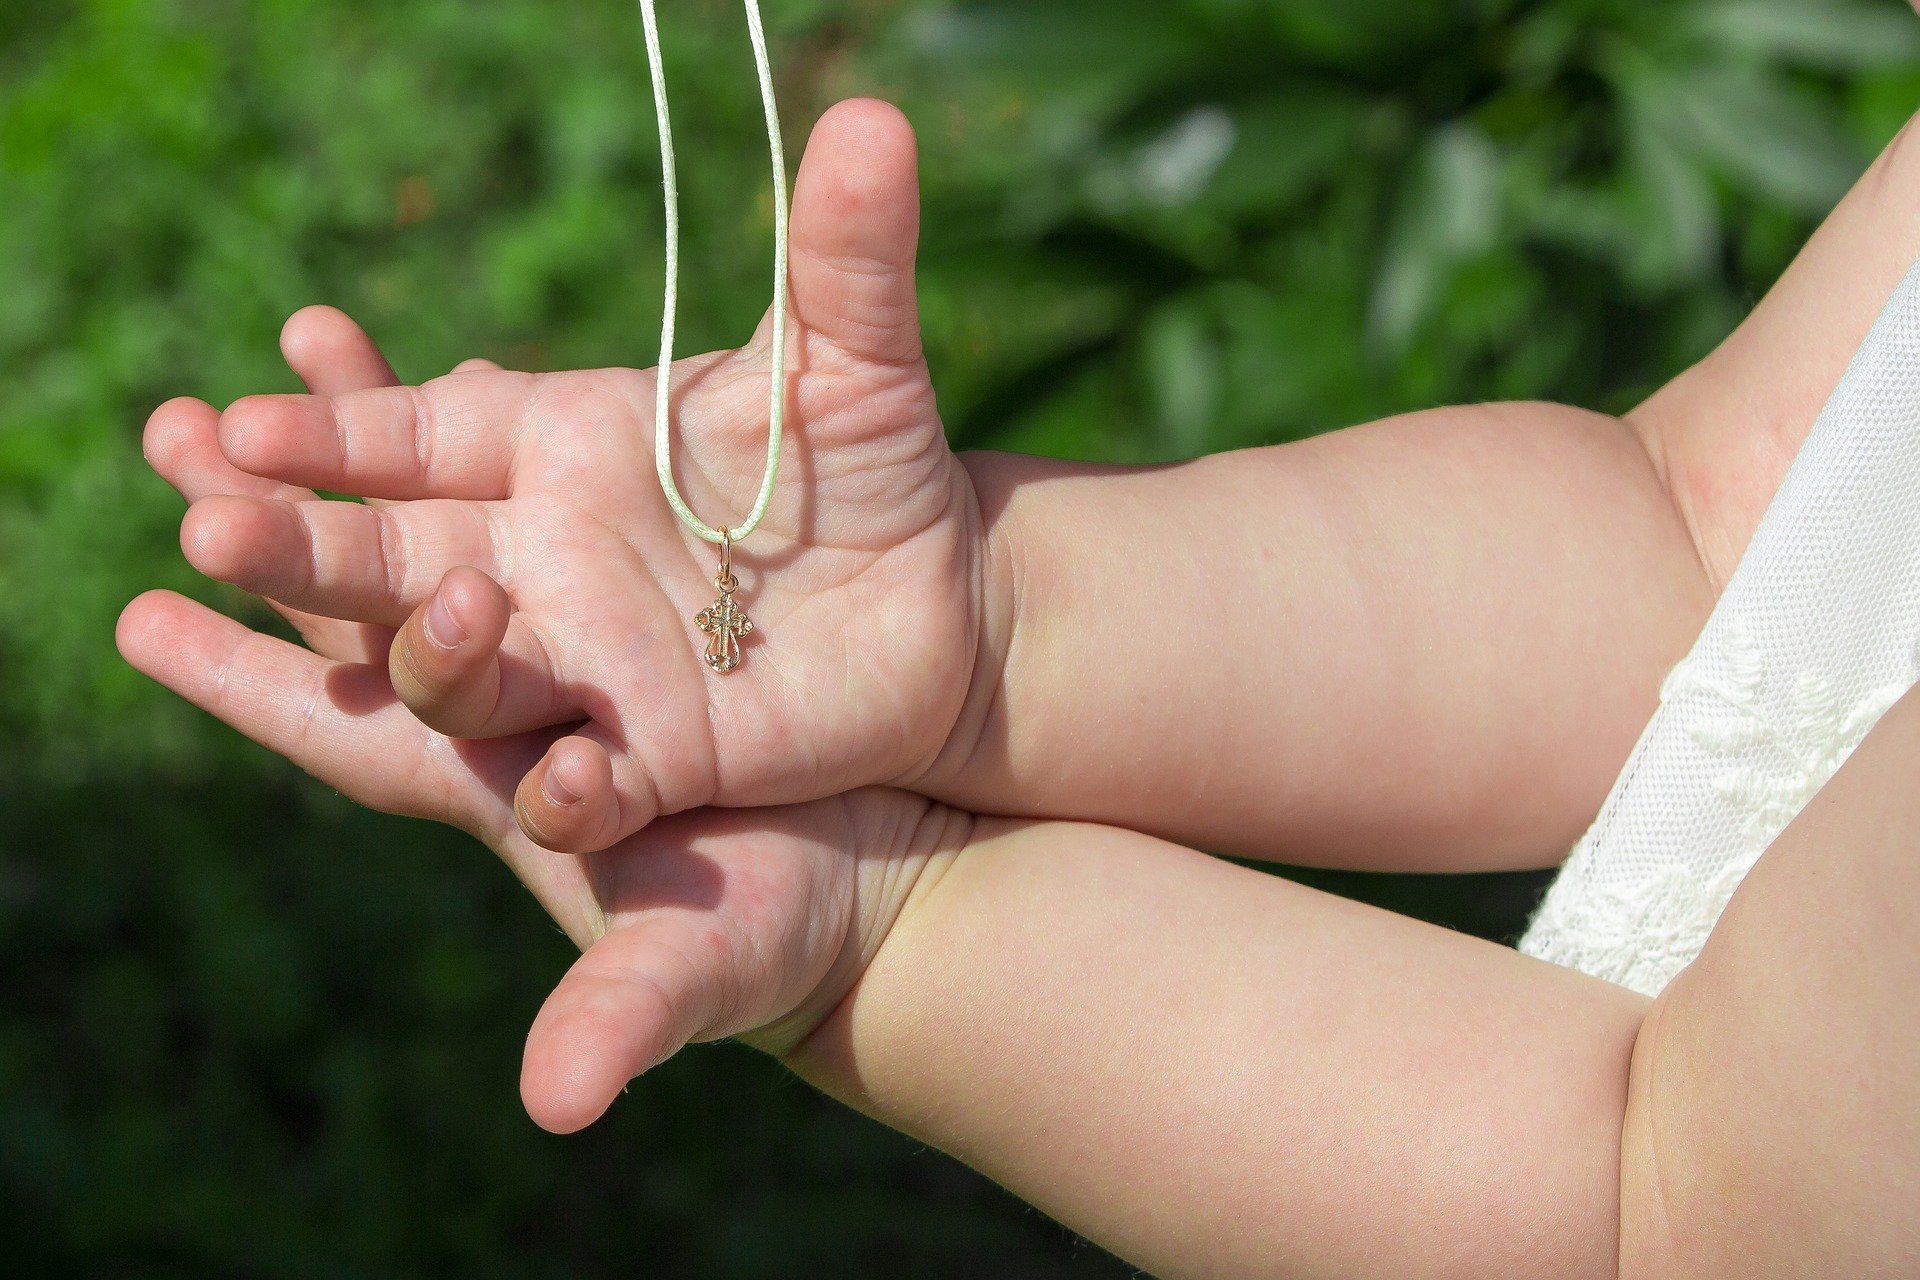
[789,814,1648,1280]
[931,104,1920,872]
[148,100,1701,872]
[801,689,1920,1280]
[148,100,1919,872]
[939,407,1708,871]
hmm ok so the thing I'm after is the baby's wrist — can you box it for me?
[767,814,1046,1101]
[904,451,1036,801]
[746,798,978,1064]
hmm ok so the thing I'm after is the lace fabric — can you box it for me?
[1521,255,1920,995]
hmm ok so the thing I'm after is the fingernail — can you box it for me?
[542,763,583,808]
[422,589,467,649]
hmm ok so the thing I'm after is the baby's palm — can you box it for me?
[177,100,983,849]
[503,347,975,812]
[374,344,971,829]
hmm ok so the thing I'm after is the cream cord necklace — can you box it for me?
[637,0,789,673]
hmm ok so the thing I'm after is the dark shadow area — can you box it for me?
[0,774,1136,1279]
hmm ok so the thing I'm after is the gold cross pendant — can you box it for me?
[694,529,753,674]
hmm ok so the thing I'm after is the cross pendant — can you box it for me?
[695,577,753,674]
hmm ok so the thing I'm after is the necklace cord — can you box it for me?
[637,0,789,546]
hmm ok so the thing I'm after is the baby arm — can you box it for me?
[791,687,1920,1279]
[938,410,1708,870]
[801,688,1920,1280]
[931,104,1920,871]
[151,100,1920,874]
[153,123,1710,880]
[792,698,1920,1280]
[783,814,1649,1280]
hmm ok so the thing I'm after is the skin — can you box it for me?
[139,99,1713,873]
[1617,687,1920,1280]
[174,99,980,858]
[118,95,1920,1275]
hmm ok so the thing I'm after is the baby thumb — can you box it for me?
[784,98,924,367]
[520,917,733,1134]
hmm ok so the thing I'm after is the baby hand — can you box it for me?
[120,564,965,1128]
[172,100,995,854]
[521,788,967,1133]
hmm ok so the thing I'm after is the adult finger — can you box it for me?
[118,589,607,944]
[116,589,458,823]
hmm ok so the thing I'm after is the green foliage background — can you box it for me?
[3,0,1917,1274]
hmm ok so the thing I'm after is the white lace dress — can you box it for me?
[1521,255,1920,996]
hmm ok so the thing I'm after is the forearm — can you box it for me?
[788,816,1649,1280]
[934,407,1711,870]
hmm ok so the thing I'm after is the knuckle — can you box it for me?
[370,506,410,606]
[219,396,283,466]
[403,383,437,483]
[393,737,465,830]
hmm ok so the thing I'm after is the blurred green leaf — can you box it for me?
[901,0,1203,111]
[1645,61,1863,210]
[1202,89,1374,216]
[1625,105,1722,286]
[1369,122,1502,353]
[1141,295,1224,453]
[1689,0,1920,70]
